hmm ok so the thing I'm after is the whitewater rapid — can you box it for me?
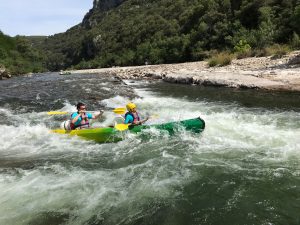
[0,75,299,225]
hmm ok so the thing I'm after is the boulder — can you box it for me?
[288,54,300,65]
[0,67,11,80]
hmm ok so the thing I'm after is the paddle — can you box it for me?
[47,111,70,115]
[114,123,130,131]
[112,107,126,114]
[147,114,159,119]
[47,107,126,115]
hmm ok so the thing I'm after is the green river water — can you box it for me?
[0,73,299,225]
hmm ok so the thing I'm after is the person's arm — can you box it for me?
[71,112,81,124]
[135,117,149,125]
[124,114,133,124]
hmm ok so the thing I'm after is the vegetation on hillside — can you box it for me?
[37,0,300,71]
[2,0,300,74]
[0,31,46,74]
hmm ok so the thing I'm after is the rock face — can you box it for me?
[82,0,125,28]
[92,0,125,11]
[0,67,11,80]
[288,54,300,65]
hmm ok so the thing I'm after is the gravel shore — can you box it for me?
[71,51,300,92]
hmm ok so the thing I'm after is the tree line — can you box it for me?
[0,31,46,74]
[1,0,300,74]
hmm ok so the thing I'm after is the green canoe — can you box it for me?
[51,117,205,143]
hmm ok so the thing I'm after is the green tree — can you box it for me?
[31,0,300,70]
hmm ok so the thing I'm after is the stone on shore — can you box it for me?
[0,67,11,80]
[70,51,300,92]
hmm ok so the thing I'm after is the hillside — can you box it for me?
[0,31,46,75]
[25,0,300,71]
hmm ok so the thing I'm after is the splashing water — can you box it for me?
[0,74,299,225]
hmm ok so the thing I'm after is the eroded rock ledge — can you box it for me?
[71,51,300,92]
[0,67,11,80]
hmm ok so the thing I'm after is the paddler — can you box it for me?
[124,102,149,126]
[70,102,103,130]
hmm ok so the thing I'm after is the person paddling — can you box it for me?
[70,102,103,130]
[124,102,148,126]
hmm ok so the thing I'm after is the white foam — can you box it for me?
[1,82,300,225]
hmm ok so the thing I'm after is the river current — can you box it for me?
[0,73,299,225]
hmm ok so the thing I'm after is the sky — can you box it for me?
[0,0,93,36]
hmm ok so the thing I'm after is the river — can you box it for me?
[0,73,299,225]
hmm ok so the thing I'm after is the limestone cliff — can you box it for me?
[92,0,125,11]
[82,0,126,28]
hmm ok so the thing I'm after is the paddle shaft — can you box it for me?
[47,111,100,115]
[47,108,126,115]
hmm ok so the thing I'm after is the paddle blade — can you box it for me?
[149,114,159,119]
[47,111,68,115]
[115,124,129,131]
[113,108,126,114]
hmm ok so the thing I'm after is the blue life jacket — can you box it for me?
[125,112,140,124]
[70,112,90,129]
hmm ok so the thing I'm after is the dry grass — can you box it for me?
[266,45,291,59]
[208,52,233,67]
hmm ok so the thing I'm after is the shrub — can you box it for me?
[208,52,233,67]
[234,40,252,59]
[291,32,300,49]
[265,44,291,59]
[208,58,218,67]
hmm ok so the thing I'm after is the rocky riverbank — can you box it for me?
[73,51,300,92]
[0,67,11,80]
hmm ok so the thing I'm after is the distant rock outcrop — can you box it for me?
[82,0,125,28]
[93,0,125,11]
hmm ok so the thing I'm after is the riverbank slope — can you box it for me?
[71,51,300,92]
